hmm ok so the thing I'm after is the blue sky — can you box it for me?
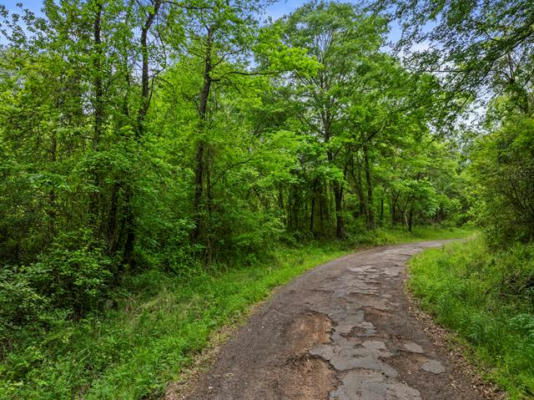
[3,0,43,15]
[266,0,317,19]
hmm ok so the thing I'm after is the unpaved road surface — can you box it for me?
[183,241,486,400]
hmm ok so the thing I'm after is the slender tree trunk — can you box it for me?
[288,189,294,231]
[205,146,214,263]
[357,180,366,217]
[390,192,399,226]
[136,0,161,138]
[93,1,103,149]
[379,197,384,225]
[90,1,103,232]
[310,179,318,235]
[319,181,326,234]
[124,0,161,267]
[192,142,205,242]
[110,68,130,257]
[333,181,345,239]
[310,192,316,234]
[192,25,214,249]
[289,187,300,231]
[350,155,367,219]
[326,133,345,238]
[363,144,375,230]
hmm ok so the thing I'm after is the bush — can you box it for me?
[0,229,113,349]
[0,266,47,349]
[470,116,534,246]
[27,229,113,316]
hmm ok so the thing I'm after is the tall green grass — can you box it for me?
[0,226,470,399]
[409,236,534,399]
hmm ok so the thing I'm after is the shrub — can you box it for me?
[0,229,113,348]
[26,229,113,316]
[0,266,47,349]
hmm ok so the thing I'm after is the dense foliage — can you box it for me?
[381,0,534,244]
[0,0,465,345]
[383,0,534,397]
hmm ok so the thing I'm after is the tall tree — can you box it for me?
[279,1,387,238]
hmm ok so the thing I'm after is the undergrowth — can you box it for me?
[1,226,470,399]
[409,235,534,399]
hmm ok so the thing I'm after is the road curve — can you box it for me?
[182,241,485,400]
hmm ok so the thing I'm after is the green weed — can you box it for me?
[409,236,534,399]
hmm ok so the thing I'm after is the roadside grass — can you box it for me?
[352,225,473,245]
[1,226,469,399]
[408,235,534,399]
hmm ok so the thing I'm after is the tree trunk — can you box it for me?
[123,0,161,267]
[289,187,300,231]
[379,197,384,225]
[310,179,319,235]
[136,0,161,138]
[192,25,215,248]
[333,181,345,239]
[93,1,103,149]
[192,142,206,243]
[90,1,103,232]
[408,207,414,232]
[319,181,327,234]
[349,155,366,219]
[310,191,316,234]
[363,144,375,230]
[205,146,214,264]
[390,192,399,226]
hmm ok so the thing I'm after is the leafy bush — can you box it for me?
[0,242,347,400]
[0,229,113,349]
[470,116,534,246]
[26,230,113,316]
[0,266,47,349]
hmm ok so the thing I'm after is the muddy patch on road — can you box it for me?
[281,356,337,400]
[286,312,332,355]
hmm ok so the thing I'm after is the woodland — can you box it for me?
[0,0,532,398]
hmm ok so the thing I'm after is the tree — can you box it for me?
[278,1,387,238]
[378,0,534,243]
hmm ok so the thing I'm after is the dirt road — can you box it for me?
[182,241,486,400]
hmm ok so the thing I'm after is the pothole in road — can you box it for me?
[286,312,333,355]
[281,356,337,400]
[281,312,337,400]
